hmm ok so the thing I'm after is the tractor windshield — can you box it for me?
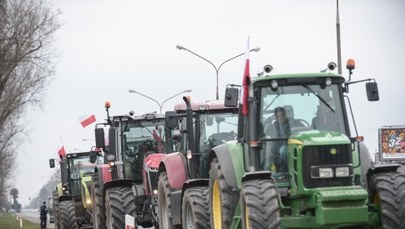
[122,119,174,181]
[68,154,103,196]
[200,112,238,150]
[258,84,347,178]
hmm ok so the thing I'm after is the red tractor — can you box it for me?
[157,98,239,228]
[91,102,175,229]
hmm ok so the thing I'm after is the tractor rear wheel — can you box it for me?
[209,157,236,229]
[59,200,79,229]
[91,174,106,229]
[182,186,210,229]
[105,186,136,229]
[369,172,405,229]
[52,190,60,229]
[241,179,280,229]
[158,171,181,229]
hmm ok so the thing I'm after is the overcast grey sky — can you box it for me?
[15,0,405,205]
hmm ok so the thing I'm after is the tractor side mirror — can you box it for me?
[165,111,178,129]
[89,151,97,163]
[95,128,105,148]
[224,85,239,107]
[366,82,379,101]
[49,159,55,168]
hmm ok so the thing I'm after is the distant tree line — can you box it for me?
[25,169,60,209]
[0,0,59,208]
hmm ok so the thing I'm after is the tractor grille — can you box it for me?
[302,144,353,188]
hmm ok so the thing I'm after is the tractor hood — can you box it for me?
[289,130,350,146]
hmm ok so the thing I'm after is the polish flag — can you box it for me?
[241,37,251,116]
[58,145,66,159]
[78,114,96,128]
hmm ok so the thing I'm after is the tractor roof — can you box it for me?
[112,112,165,122]
[253,72,345,84]
[174,100,237,112]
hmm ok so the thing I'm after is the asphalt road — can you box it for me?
[17,211,54,228]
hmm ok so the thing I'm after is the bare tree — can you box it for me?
[0,0,60,207]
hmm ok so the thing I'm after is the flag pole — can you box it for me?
[336,0,342,75]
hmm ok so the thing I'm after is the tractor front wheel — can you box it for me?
[158,171,181,229]
[105,186,136,229]
[182,186,210,229]
[91,174,106,229]
[59,200,79,229]
[209,157,236,229]
[241,179,280,229]
[369,171,405,229]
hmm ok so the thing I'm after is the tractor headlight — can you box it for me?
[319,168,334,178]
[335,167,349,177]
[86,198,92,205]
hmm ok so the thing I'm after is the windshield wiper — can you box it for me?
[264,93,280,113]
[302,85,335,113]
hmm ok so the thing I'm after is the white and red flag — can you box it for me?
[241,36,251,116]
[78,113,96,128]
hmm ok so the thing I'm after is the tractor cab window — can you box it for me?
[258,84,347,179]
[200,112,238,151]
[198,111,238,178]
[122,119,172,181]
[69,155,100,196]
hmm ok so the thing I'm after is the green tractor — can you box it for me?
[208,62,405,228]
[50,150,103,229]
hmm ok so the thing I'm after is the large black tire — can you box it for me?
[369,172,405,229]
[52,190,60,229]
[181,186,210,229]
[241,179,280,229]
[209,157,237,229]
[59,200,79,229]
[91,174,106,229]
[158,171,181,229]
[105,186,136,229]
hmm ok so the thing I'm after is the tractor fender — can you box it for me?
[159,152,188,190]
[58,195,74,202]
[182,179,209,196]
[209,143,244,189]
[241,171,273,183]
[366,163,400,189]
[102,179,134,200]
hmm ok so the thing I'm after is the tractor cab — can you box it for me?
[96,112,175,182]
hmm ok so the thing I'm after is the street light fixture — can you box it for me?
[176,44,260,100]
[128,89,192,114]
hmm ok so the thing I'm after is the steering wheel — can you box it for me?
[294,119,310,127]
[81,170,93,177]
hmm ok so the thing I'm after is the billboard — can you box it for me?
[379,126,405,161]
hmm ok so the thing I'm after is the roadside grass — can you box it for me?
[0,212,39,229]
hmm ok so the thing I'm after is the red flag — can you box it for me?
[58,145,66,159]
[242,37,250,116]
[78,114,96,128]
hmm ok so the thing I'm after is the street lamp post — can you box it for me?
[176,44,260,100]
[128,89,192,114]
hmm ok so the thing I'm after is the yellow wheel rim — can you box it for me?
[212,180,222,229]
[244,201,250,229]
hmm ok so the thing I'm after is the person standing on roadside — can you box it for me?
[40,201,48,229]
